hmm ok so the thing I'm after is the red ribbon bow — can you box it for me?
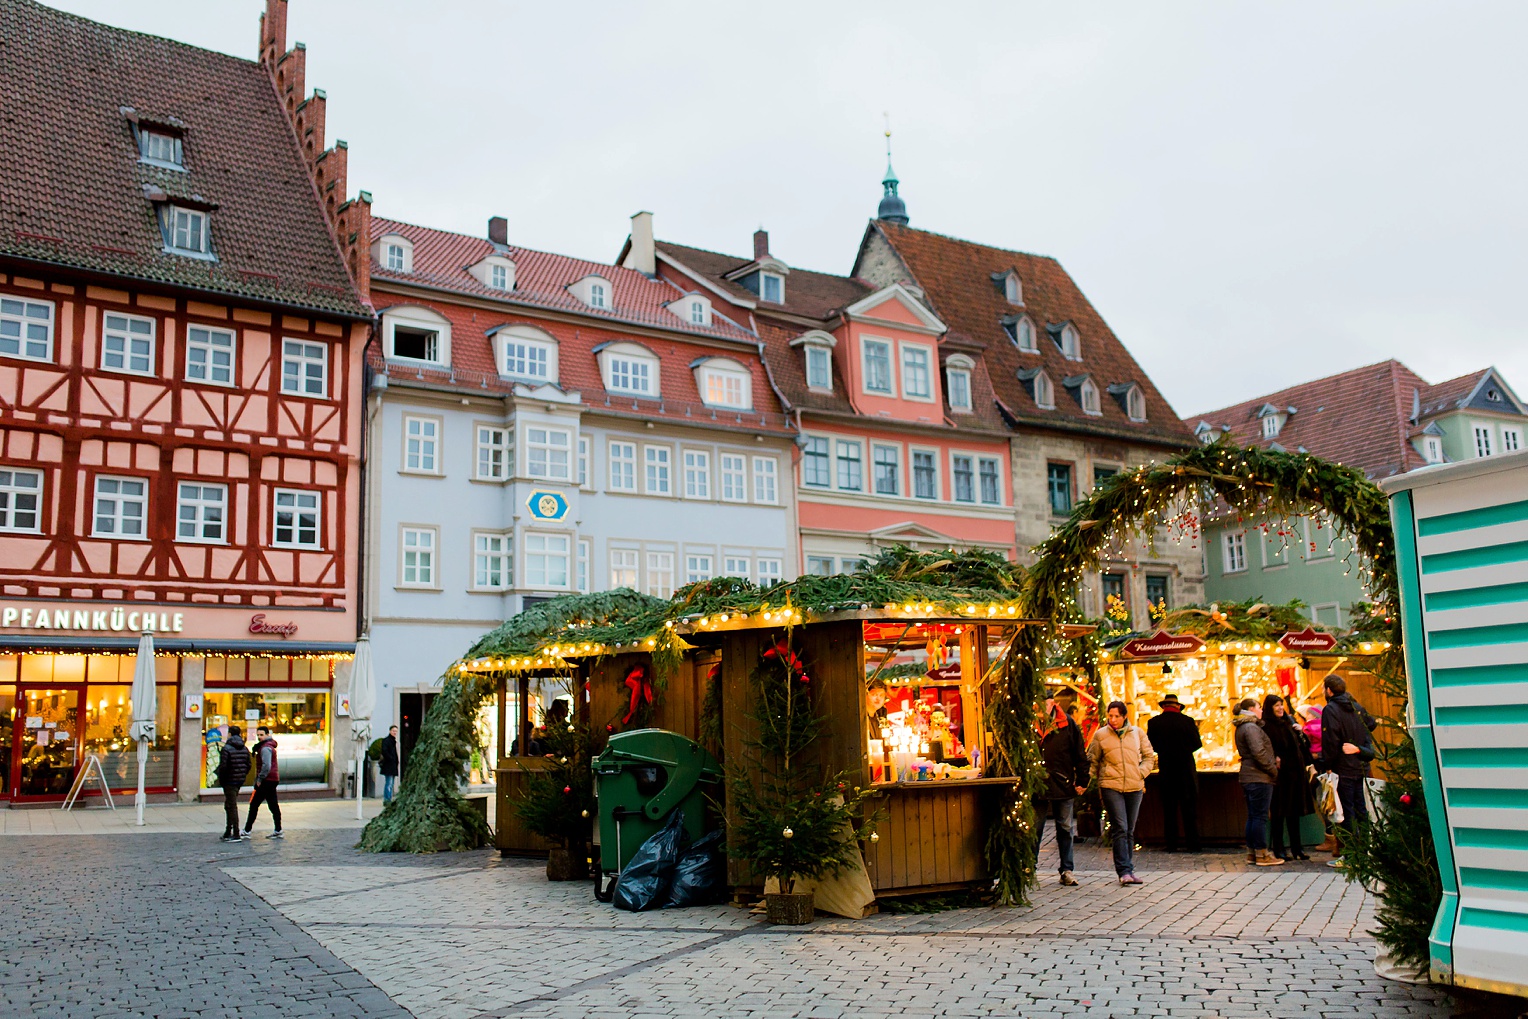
[622,665,654,725]
[763,641,810,683]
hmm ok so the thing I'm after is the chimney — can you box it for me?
[488,216,508,246]
[625,211,655,276]
[753,228,769,261]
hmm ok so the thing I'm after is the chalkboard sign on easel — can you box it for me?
[62,754,115,811]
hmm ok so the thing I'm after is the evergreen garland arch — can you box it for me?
[992,441,1436,968]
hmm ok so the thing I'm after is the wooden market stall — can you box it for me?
[682,606,1078,898]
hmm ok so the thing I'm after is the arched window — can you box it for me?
[1061,324,1081,360]
[490,323,559,384]
[598,341,659,397]
[1080,378,1100,415]
[1034,371,1054,409]
[693,356,752,410]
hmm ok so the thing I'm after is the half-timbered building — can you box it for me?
[0,0,372,802]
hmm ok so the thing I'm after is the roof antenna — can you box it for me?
[877,113,909,225]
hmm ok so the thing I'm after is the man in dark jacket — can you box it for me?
[1321,676,1376,847]
[242,726,282,840]
[1038,698,1089,886]
[215,726,251,842]
[379,725,400,803]
[1147,694,1202,853]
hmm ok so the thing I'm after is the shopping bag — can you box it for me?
[1318,772,1343,824]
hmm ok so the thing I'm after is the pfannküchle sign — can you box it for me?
[0,603,186,633]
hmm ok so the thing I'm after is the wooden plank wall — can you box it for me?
[861,785,994,893]
[586,651,705,744]
[494,759,556,855]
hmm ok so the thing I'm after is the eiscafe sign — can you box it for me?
[1,603,186,634]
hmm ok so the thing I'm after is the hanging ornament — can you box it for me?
[869,831,880,843]
[782,826,794,839]
[581,809,590,818]
[563,786,572,795]
[1399,793,1412,806]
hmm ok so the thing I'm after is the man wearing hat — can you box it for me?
[1147,693,1203,853]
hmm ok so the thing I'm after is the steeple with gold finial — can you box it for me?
[877,116,909,225]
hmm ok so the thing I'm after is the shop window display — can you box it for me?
[863,622,987,784]
[202,690,329,788]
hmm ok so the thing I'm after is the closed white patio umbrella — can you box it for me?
[349,634,376,819]
[128,631,158,827]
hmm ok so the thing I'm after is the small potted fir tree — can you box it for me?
[729,639,877,924]
[515,703,595,881]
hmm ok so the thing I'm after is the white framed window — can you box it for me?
[490,264,509,290]
[644,445,671,495]
[0,467,43,532]
[873,444,900,496]
[272,488,321,548]
[646,551,675,598]
[527,427,571,480]
[386,243,406,271]
[589,283,608,308]
[475,426,511,480]
[1262,529,1289,568]
[756,558,783,584]
[138,129,183,168]
[900,344,932,399]
[281,339,327,398]
[1474,425,1493,458]
[473,532,512,590]
[1304,515,1335,561]
[951,454,975,503]
[720,454,747,502]
[979,457,1002,505]
[93,476,147,539]
[0,296,54,361]
[185,325,235,386]
[912,449,938,500]
[862,339,893,394]
[577,436,590,487]
[176,482,226,543]
[1504,428,1522,453]
[802,437,831,488]
[806,345,832,390]
[608,441,637,491]
[502,337,554,381]
[1034,370,1055,410]
[1127,387,1147,422]
[836,439,863,491]
[761,273,784,303]
[723,556,751,578]
[683,450,711,499]
[1059,324,1081,360]
[1222,531,1247,574]
[610,547,639,588]
[576,539,591,593]
[752,456,778,504]
[400,527,437,587]
[101,313,155,375]
[524,532,569,589]
[1262,415,1281,439]
[164,205,211,256]
[947,368,972,411]
[1010,317,1036,352]
[1422,436,1443,463]
[602,344,658,396]
[806,555,835,576]
[1003,273,1023,305]
[1079,378,1101,416]
[700,364,751,409]
[403,416,441,474]
[685,553,713,584]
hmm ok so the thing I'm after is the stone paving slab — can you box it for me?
[0,796,390,835]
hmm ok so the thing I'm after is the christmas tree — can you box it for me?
[515,693,596,854]
[728,639,877,893]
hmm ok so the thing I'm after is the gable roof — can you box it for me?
[654,240,873,321]
[0,0,367,318]
[862,221,1192,446]
[1192,359,1433,479]
[1419,368,1525,418]
[374,220,757,345]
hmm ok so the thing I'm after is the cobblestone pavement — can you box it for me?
[5,829,1524,1019]
[0,795,389,835]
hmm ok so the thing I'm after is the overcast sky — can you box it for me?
[53,1,1528,417]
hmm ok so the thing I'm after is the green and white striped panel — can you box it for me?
[1412,465,1528,988]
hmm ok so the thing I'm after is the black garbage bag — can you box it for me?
[611,809,687,912]
[663,829,726,908]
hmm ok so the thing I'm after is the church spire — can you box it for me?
[877,117,909,225]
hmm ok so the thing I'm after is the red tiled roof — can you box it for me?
[1191,359,1433,479]
[655,240,874,321]
[1418,370,1488,417]
[0,0,368,318]
[373,219,758,345]
[869,222,1192,446]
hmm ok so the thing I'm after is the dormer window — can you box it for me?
[374,234,414,274]
[386,244,405,271]
[470,255,515,292]
[667,294,712,327]
[490,324,558,384]
[160,205,212,258]
[761,273,784,303]
[1006,316,1037,352]
[138,128,183,169]
[382,306,452,366]
[1004,273,1022,305]
[491,264,509,289]
[590,283,608,308]
[946,354,975,412]
[792,331,836,393]
[1020,367,1055,410]
[1108,382,1148,422]
[597,341,659,397]
[1423,436,1444,463]
[694,357,752,410]
[571,275,614,311]
[1262,415,1281,438]
[1058,324,1081,360]
[1080,378,1100,414]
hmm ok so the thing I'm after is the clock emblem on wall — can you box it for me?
[526,490,570,521]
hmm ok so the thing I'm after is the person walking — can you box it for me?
[1039,697,1089,886]
[1320,675,1376,864]
[1146,693,1202,853]
[215,725,252,842]
[379,724,400,804]
[1233,698,1283,866]
[242,725,283,840]
[1262,694,1315,860]
[1087,700,1156,886]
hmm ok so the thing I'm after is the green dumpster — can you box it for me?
[592,728,721,882]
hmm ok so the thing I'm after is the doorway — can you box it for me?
[397,690,438,779]
[15,686,81,798]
